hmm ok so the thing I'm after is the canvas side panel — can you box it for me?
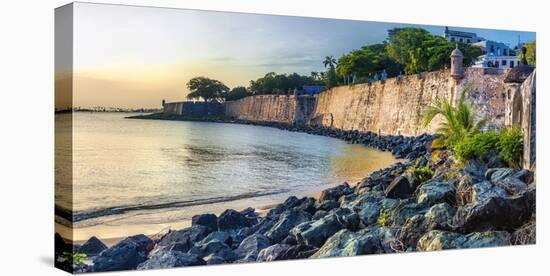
[55,3,75,273]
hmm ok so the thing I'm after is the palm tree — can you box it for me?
[422,85,487,148]
[323,56,337,68]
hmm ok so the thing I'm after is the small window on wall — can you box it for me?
[510,60,515,68]
[502,60,507,66]
[467,39,471,43]
[459,38,463,42]
[495,61,500,67]
[451,37,455,42]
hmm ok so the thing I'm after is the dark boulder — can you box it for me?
[291,208,357,247]
[188,240,237,262]
[453,189,535,232]
[424,203,455,230]
[218,209,257,231]
[192,213,218,232]
[233,233,271,261]
[316,200,340,212]
[256,244,292,262]
[318,182,353,202]
[417,230,510,251]
[276,244,318,260]
[416,180,455,206]
[265,209,312,243]
[137,252,205,270]
[204,254,226,265]
[310,229,381,258]
[385,175,416,199]
[154,225,212,254]
[79,236,107,256]
[93,234,154,272]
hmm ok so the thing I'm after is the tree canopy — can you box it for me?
[519,40,536,65]
[186,77,229,102]
[224,86,252,101]
[249,72,322,95]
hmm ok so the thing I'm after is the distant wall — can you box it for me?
[163,101,224,116]
[224,68,508,136]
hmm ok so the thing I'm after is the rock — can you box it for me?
[370,226,400,253]
[316,200,340,212]
[192,214,218,232]
[55,233,71,256]
[204,254,226,265]
[265,209,312,243]
[310,229,381,258]
[295,197,317,214]
[513,170,534,184]
[355,198,383,226]
[188,240,236,262]
[318,182,353,202]
[486,168,516,183]
[292,208,357,247]
[312,210,328,220]
[356,163,408,192]
[153,225,212,255]
[218,209,257,231]
[417,230,511,251]
[416,180,455,206]
[280,244,319,259]
[398,215,427,249]
[385,175,416,199]
[256,244,292,262]
[241,218,276,237]
[79,236,107,256]
[462,231,511,248]
[496,177,527,195]
[137,252,205,270]
[417,230,466,251]
[266,196,301,219]
[470,181,507,204]
[198,231,233,247]
[233,233,271,261]
[424,203,455,230]
[389,201,428,226]
[93,234,154,272]
[453,191,534,232]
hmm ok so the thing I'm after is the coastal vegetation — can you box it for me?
[422,86,524,168]
[519,40,536,65]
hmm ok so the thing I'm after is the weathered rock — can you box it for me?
[276,244,319,260]
[265,209,312,243]
[417,230,511,251]
[204,254,226,265]
[310,229,381,258]
[416,180,455,206]
[79,236,107,256]
[266,196,301,219]
[453,191,534,232]
[316,200,340,212]
[93,234,154,272]
[496,177,527,195]
[154,225,212,255]
[198,231,233,247]
[319,182,353,202]
[137,252,205,270]
[355,197,383,226]
[425,203,455,230]
[257,244,292,262]
[356,163,408,193]
[398,215,427,249]
[385,175,415,199]
[470,181,507,204]
[462,231,511,248]
[192,213,218,232]
[486,168,516,183]
[417,230,466,251]
[389,201,428,226]
[312,210,328,220]
[234,233,271,261]
[218,209,257,231]
[292,208,357,247]
[188,240,237,262]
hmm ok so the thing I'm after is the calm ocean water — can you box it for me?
[55,112,398,241]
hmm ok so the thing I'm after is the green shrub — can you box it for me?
[378,209,392,227]
[452,130,499,164]
[62,251,87,267]
[408,163,434,183]
[497,127,523,168]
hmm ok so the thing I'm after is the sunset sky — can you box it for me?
[70,2,535,108]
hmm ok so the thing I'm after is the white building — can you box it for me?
[444,27,484,44]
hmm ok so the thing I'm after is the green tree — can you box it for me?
[422,85,487,148]
[519,40,536,65]
[386,28,481,74]
[249,72,321,95]
[186,77,229,102]
[323,56,339,88]
[224,86,252,101]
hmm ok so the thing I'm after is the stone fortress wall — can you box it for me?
[225,68,509,137]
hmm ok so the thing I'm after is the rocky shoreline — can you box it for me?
[57,115,536,273]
